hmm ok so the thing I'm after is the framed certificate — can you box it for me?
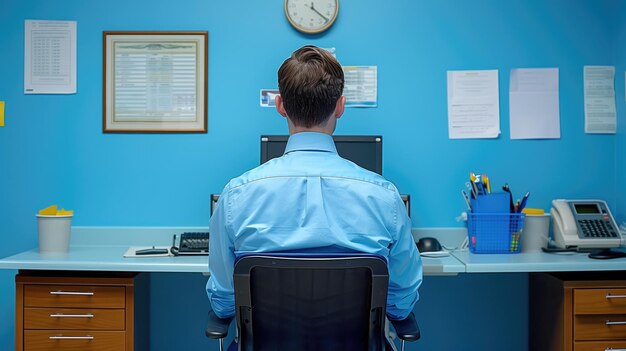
[103,31,208,133]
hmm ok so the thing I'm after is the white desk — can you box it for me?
[2,226,625,274]
[0,227,210,273]
[0,227,466,275]
[0,245,209,272]
[453,250,626,272]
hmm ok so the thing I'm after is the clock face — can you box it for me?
[285,0,339,34]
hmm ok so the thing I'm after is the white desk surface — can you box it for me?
[0,227,624,274]
[453,250,626,273]
[0,227,210,273]
[0,245,467,275]
[0,227,466,275]
[0,246,209,273]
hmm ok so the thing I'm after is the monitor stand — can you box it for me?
[588,249,626,260]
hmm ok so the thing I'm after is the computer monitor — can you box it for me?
[400,194,411,218]
[211,194,220,216]
[260,135,383,175]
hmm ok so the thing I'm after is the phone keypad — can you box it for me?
[578,219,618,238]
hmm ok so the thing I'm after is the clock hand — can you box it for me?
[309,2,330,23]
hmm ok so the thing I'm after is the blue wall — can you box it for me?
[0,1,623,350]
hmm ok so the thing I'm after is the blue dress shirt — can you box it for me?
[207,132,422,320]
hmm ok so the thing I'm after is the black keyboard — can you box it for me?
[174,232,209,255]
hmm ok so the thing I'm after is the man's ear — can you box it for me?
[275,95,288,118]
[334,96,346,119]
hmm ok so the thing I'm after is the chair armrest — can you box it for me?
[205,309,233,339]
[389,312,421,342]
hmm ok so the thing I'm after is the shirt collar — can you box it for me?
[284,132,337,155]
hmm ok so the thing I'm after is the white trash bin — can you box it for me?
[521,213,551,252]
[36,214,72,253]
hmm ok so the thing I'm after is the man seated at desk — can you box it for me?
[206,45,422,325]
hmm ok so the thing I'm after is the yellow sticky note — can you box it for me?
[0,101,4,127]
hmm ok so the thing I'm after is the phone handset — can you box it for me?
[551,199,578,248]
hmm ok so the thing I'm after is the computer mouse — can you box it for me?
[416,237,443,253]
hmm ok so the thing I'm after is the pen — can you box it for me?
[517,192,530,213]
[135,246,169,255]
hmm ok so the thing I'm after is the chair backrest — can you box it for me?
[233,254,390,351]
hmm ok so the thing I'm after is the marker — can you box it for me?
[483,174,491,193]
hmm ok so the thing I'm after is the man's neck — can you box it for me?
[287,118,336,135]
[290,126,333,135]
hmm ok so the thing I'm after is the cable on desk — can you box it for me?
[442,237,469,253]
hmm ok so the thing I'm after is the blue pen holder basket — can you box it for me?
[467,213,525,254]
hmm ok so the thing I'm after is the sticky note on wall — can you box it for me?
[0,101,4,127]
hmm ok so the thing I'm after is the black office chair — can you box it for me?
[206,253,420,351]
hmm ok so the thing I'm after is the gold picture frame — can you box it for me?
[103,31,208,133]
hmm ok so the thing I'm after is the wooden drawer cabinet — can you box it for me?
[24,285,126,308]
[24,331,125,351]
[574,289,626,315]
[24,308,125,330]
[575,315,626,340]
[16,271,148,351]
[574,341,626,351]
[530,272,626,351]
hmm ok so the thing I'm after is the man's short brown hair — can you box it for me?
[278,46,344,128]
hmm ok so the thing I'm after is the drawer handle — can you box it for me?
[49,335,94,340]
[50,313,94,318]
[50,291,94,296]
[605,349,626,351]
[605,320,626,325]
[606,294,626,299]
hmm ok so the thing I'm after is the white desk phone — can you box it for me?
[551,199,624,249]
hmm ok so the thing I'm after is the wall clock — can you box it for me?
[284,0,339,34]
